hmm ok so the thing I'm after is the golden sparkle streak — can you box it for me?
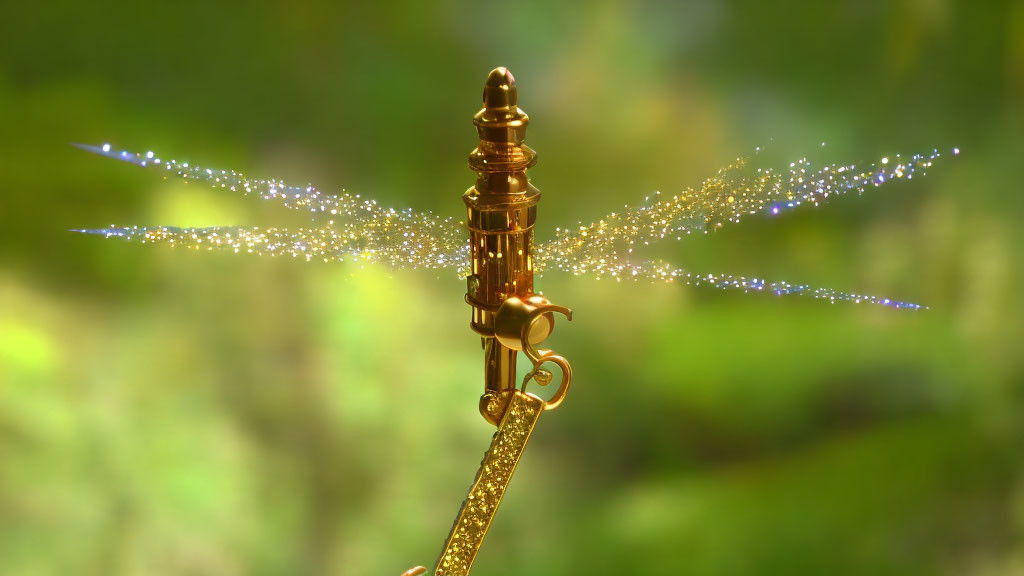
[74,143,956,309]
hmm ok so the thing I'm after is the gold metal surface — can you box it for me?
[432,391,546,576]
[463,67,572,426]
[495,295,573,411]
[402,67,575,576]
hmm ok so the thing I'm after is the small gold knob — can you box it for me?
[493,295,568,351]
[482,67,517,109]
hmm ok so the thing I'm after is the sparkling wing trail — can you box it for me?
[75,143,374,216]
[72,221,468,270]
[534,148,953,273]
[77,143,955,308]
[73,143,469,270]
[532,147,955,309]
[569,257,925,309]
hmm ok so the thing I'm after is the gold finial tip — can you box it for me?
[483,67,517,108]
[486,67,514,87]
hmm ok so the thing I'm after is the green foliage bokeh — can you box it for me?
[0,1,1022,575]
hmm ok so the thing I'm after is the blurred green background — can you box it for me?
[1,1,1022,575]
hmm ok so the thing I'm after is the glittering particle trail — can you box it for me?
[78,143,953,308]
[534,147,954,308]
[536,148,950,271]
[72,224,467,270]
[572,257,925,309]
[75,143,470,270]
[73,143,347,215]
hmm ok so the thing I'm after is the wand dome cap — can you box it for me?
[483,67,517,108]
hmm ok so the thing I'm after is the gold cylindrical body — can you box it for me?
[464,67,541,425]
[407,67,574,575]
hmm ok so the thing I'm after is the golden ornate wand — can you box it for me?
[404,67,573,576]
[73,66,951,576]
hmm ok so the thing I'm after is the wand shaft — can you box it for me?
[463,67,541,425]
